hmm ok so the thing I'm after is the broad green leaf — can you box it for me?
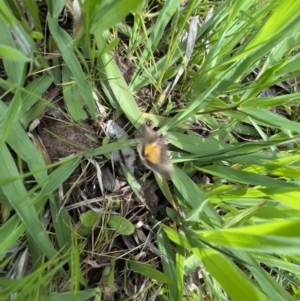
[80,210,100,228]
[108,215,135,236]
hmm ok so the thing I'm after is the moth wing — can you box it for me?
[135,123,158,140]
[144,158,173,179]
[155,135,168,146]
[136,122,173,179]
[144,142,173,178]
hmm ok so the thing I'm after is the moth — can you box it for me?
[136,120,173,179]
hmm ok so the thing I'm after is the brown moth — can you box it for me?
[136,120,173,179]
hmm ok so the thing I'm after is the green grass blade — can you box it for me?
[189,219,300,254]
[49,195,72,252]
[96,37,143,127]
[199,165,299,189]
[22,0,42,32]
[240,107,300,134]
[20,75,53,115]
[172,166,222,228]
[51,289,98,301]
[0,214,24,260]
[62,66,87,121]
[0,143,57,260]
[0,44,31,61]
[0,87,24,146]
[129,260,173,284]
[91,0,143,34]
[193,246,268,301]
[47,18,95,118]
[35,157,81,203]
[236,252,295,301]
[175,245,184,301]
[157,230,178,299]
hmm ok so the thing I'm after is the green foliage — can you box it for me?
[1,0,300,300]
[108,215,135,236]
